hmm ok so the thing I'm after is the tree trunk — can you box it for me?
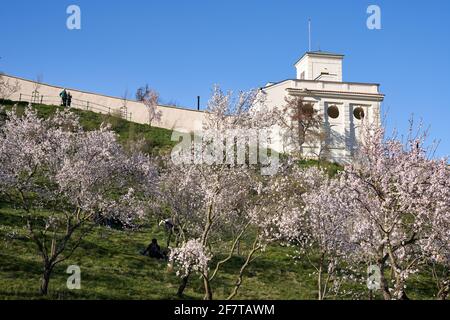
[166,229,173,248]
[40,264,53,295]
[201,203,214,300]
[390,265,410,300]
[393,273,410,300]
[227,238,260,300]
[317,254,324,300]
[203,275,213,300]
[437,268,448,300]
[397,290,410,300]
[177,273,190,298]
[378,262,391,300]
[438,285,449,300]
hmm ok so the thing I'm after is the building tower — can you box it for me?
[261,51,384,163]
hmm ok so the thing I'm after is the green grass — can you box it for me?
[0,204,440,300]
[297,159,343,177]
[0,99,176,155]
[0,204,321,300]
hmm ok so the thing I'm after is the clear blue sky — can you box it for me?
[1,0,449,157]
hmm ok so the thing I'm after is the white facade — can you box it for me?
[295,51,343,81]
[1,74,205,133]
[262,51,384,163]
[2,51,384,164]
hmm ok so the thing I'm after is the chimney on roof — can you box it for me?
[197,96,200,111]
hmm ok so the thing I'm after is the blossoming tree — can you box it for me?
[261,163,353,300]
[136,84,162,126]
[272,96,324,158]
[164,86,279,300]
[0,107,157,295]
[320,124,450,300]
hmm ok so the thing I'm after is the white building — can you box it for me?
[260,51,384,163]
[2,50,384,164]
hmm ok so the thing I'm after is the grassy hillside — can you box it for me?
[0,99,176,155]
[0,204,320,300]
[0,100,440,300]
[0,203,438,300]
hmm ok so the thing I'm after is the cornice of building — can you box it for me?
[286,88,385,102]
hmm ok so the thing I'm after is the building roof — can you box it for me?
[306,50,344,56]
[295,50,345,66]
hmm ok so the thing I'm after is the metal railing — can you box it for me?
[16,92,133,122]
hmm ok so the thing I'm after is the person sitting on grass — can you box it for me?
[143,238,164,260]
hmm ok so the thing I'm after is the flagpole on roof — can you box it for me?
[308,19,312,52]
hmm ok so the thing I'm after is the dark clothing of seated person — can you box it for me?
[143,239,164,259]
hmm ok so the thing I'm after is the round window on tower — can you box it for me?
[327,105,339,119]
[353,107,365,120]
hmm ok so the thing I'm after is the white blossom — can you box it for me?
[169,239,211,278]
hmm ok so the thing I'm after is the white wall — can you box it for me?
[261,79,383,163]
[295,54,343,82]
[2,74,205,133]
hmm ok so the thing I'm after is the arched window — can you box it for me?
[353,107,365,120]
[327,105,339,119]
